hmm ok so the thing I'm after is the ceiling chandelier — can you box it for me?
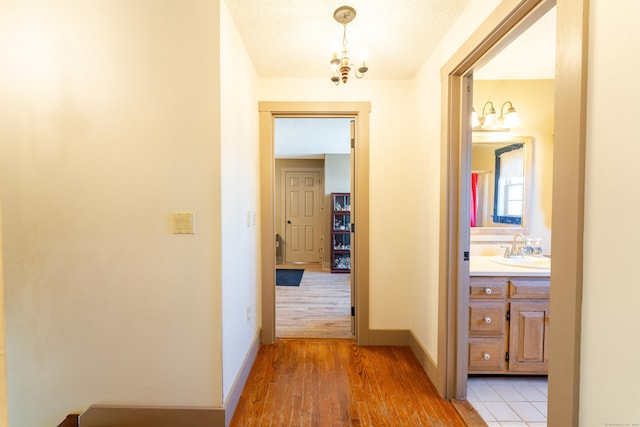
[330,6,368,85]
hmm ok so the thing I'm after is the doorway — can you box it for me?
[464,6,556,425]
[274,117,352,339]
[438,1,587,426]
[258,101,372,345]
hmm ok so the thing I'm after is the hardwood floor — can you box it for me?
[276,264,352,339]
[230,339,467,427]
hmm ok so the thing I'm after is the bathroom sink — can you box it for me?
[491,255,551,269]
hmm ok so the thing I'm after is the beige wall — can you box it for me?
[580,0,640,424]
[219,0,260,402]
[409,0,505,364]
[472,79,555,250]
[0,0,224,424]
[411,49,448,360]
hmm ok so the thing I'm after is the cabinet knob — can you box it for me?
[484,317,492,324]
[483,352,491,360]
[484,287,492,295]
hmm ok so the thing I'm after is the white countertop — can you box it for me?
[470,256,551,277]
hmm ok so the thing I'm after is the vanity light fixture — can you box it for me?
[330,6,369,85]
[472,101,521,131]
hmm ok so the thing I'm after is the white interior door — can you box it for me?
[284,171,322,263]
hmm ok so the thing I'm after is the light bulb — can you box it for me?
[503,110,520,128]
[472,108,480,127]
[483,112,497,128]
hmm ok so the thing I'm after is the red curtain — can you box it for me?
[470,173,479,227]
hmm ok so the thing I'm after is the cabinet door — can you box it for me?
[509,301,549,373]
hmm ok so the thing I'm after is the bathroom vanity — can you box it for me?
[468,256,550,375]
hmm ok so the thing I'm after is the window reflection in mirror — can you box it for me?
[494,143,524,224]
[471,136,532,235]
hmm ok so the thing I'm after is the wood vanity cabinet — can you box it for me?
[468,277,550,374]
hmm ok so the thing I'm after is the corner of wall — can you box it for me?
[408,330,439,394]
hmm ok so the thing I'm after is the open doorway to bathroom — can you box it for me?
[464,5,556,425]
[440,1,586,425]
[273,117,354,339]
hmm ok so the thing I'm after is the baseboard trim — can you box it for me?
[78,405,225,427]
[368,329,411,345]
[408,330,439,388]
[222,328,261,425]
[79,329,262,427]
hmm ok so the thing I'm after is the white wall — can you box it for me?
[325,154,351,194]
[219,0,260,403]
[409,0,503,364]
[411,50,445,361]
[580,0,640,424]
[259,79,416,329]
[0,1,223,425]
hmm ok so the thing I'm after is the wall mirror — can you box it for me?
[470,135,533,235]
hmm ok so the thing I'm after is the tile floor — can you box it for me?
[467,376,548,427]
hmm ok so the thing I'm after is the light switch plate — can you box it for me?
[173,212,195,234]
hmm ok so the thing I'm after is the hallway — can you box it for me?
[230,339,469,426]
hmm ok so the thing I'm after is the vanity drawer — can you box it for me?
[509,279,550,299]
[469,337,507,373]
[469,302,506,336]
[470,278,507,299]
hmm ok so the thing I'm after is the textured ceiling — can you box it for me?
[252,3,557,158]
[224,0,473,80]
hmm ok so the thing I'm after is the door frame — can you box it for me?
[438,1,587,426]
[0,205,6,423]
[259,101,371,345]
[280,167,324,264]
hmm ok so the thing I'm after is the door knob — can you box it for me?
[287,220,291,224]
